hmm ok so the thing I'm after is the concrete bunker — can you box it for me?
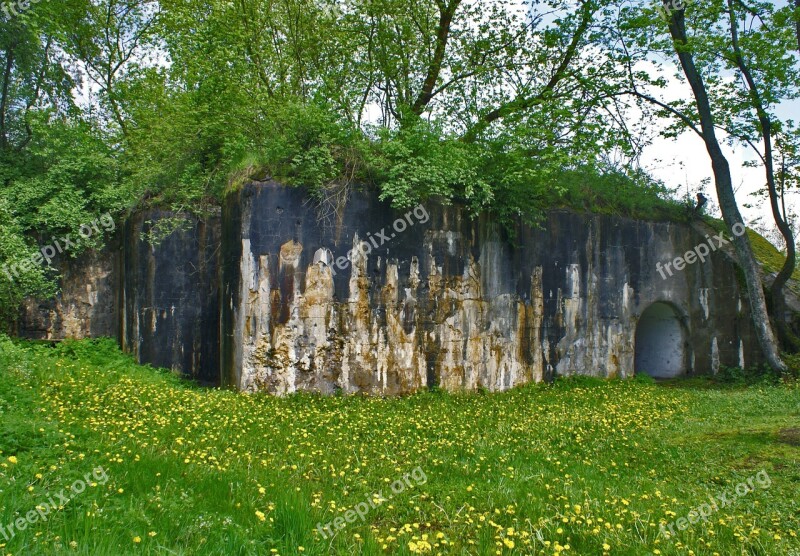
[634,302,688,378]
[19,183,765,391]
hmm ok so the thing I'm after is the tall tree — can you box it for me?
[660,0,786,370]
[66,0,160,139]
[724,0,799,350]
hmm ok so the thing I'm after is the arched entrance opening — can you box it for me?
[634,302,687,378]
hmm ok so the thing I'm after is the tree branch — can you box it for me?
[461,0,594,142]
[621,90,703,139]
[410,0,461,116]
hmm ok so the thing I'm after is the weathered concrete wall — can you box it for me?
[16,212,220,385]
[17,247,119,340]
[16,182,763,392]
[220,182,761,395]
[120,212,220,385]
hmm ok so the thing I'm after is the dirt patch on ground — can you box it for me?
[777,428,800,446]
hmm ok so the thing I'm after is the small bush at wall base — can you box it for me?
[631,373,657,385]
[717,361,799,385]
[779,353,800,382]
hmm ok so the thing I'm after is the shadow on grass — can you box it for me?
[653,377,749,391]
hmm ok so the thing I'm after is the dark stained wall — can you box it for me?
[16,182,763,393]
[220,182,761,394]
[120,212,220,385]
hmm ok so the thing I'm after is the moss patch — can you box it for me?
[703,217,800,281]
[745,229,800,281]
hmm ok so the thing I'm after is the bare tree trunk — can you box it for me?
[664,0,786,370]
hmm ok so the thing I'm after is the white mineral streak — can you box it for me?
[711,337,720,374]
[739,339,745,368]
[699,288,710,320]
[230,216,750,395]
[553,233,633,379]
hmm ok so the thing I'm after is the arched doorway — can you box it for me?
[634,302,687,378]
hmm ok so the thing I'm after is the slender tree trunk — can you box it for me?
[727,0,798,351]
[766,130,798,350]
[795,0,800,53]
[0,44,15,151]
[664,0,786,370]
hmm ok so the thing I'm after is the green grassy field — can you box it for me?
[0,338,798,555]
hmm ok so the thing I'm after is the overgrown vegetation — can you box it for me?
[746,229,800,283]
[0,337,798,555]
[2,0,798,359]
[1,0,700,329]
[715,361,800,386]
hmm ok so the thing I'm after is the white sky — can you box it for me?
[641,97,800,245]
[518,0,800,248]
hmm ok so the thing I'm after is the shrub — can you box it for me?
[716,360,798,385]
